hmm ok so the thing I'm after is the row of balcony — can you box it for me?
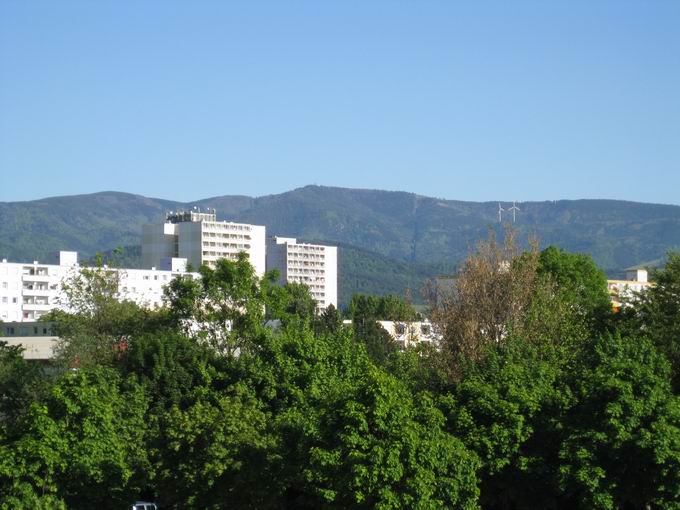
[22,288,52,297]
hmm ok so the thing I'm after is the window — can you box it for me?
[1,282,6,289]
[2,297,6,304]
[12,297,17,304]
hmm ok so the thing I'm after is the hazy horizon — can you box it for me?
[3,184,680,208]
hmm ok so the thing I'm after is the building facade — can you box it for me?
[0,251,196,322]
[607,267,654,309]
[142,209,266,276]
[266,237,338,310]
[377,320,440,349]
[1,321,57,361]
[341,319,441,349]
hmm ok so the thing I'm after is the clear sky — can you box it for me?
[1,1,679,204]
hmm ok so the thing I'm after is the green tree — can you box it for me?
[349,297,397,365]
[313,304,344,336]
[164,252,266,356]
[347,294,418,322]
[264,280,318,323]
[151,386,275,509]
[443,337,571,509]
[47,257,154,367]
[0,341,45,431]
[538,246,612,330]
[631,251,680,391]
[307,366,480,509]
[0,485,67,510]
[0,368,149,509]
[559,333,680,508]
[120,330,222,412]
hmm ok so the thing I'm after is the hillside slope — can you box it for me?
[2,186,680,303]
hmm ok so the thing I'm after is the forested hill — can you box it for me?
[1,186,680,303]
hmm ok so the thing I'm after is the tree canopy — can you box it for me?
[2,239,680,509]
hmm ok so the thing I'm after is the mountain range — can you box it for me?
[2,185,680,305]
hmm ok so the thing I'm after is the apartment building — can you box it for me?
[0,251,196,322]
[607,267,654,309]
[377,320,440,349]
[1,321,57,361]
[0,251,77,322]
[341,319,441,349]
[142,209,266,276]
[266,237,338,310]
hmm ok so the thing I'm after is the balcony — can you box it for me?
[23,303,53,312]
[22,273,51,283]
[22,288,52,297]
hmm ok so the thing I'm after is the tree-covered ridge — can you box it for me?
[2,185,680,283]
[3,239,680,509]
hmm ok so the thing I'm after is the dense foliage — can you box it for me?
[2,240,680,509]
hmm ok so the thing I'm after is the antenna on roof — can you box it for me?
[508,201,520,223]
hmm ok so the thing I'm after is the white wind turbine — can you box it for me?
[508,201,520,223]
[498,203,505,223]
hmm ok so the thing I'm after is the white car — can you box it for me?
[131,502,158,510]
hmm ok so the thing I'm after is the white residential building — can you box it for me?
[1,321,58,361]
[0,251,196,323]
[342,319,441,349]
[607,267,654,308]
[142,209,266,276]
[377,320,440,349]
[266,237,338,310]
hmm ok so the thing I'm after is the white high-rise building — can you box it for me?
[0,251,196,322]
[266,237,338,310]
[142,209,266,276]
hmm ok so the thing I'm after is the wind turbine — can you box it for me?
[497,203,505,223]
[508,201,520,223]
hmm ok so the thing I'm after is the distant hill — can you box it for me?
[3,186,680,305]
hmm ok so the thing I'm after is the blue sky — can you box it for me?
[1,1,679,204]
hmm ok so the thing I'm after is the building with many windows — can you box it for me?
[266,237,337,310]
[142,209,266,275]
[0,251,196,322]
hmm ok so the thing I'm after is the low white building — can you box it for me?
[142,209,266,276]
[1,321,57,361]
[0,251,196,322]
[607,267,654,308]
[343,319,441,349]
[266,236,338,310]
[377,320,440,349]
